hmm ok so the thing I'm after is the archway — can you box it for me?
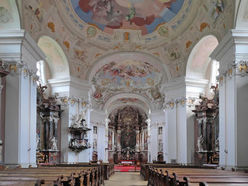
[36,36,70,164]
[37,36,70,83]
[186,35,219,98]
[186,35,219,165]
[107,106,148,165]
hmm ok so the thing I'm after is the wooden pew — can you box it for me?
[40,162,114,185]
[146,166,248,186]
[141,163,216,181]
[0,162,114,186]
[0,166,96,186]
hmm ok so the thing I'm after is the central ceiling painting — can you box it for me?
[70,0,184,34]
[92,60,162,91]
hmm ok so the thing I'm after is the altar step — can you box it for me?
[114,165,141,172]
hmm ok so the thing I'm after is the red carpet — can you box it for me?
[114,165,141,172]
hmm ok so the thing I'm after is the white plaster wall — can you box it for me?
[5,71,37,166]
[1,30,44,166]
[89,110,106,161]
[5,73,19,164]
[236,75,248,167]
[19,72,31,165]
[30,78,37,165]
[163,112,169,162]
[149,111,166,162]
[163,78,188,163]
[177,104,187,163]
[149,124,158,162]
[186,107,195,163]
[225,76,237,167]
[166,107,177,163]
[210,30,248,168]
[49,76,92,163]
[60,105,69,162]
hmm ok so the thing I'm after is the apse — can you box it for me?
[107,106,148,164]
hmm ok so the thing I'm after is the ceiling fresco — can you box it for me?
[21,0,235,111]
[70,0,184,35]
[92,60,162,91]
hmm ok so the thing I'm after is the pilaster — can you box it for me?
[211,29,248,168]
[163,77,187,164]
[0,30,45,167]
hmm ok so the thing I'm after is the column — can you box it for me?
[176,98,187,163]
[135,126,140,152]
[0,30,45,167]
[162,77,187,164]
[210,30,248,168]
[116,126,121,162]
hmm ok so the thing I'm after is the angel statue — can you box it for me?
[71,112,86,128]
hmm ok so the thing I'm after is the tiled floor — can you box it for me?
[104,172,147,186]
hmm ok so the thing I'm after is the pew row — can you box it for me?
[0,163,114,186]
[145,166,248,186]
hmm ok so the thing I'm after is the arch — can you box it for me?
[235,0,248,29]
[0,0,21,30]
[38,36,70,80]
[186,35,219,80]
[104,93,150,115]
[87,51,171,83]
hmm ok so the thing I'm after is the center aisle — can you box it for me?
[105,172,147,186]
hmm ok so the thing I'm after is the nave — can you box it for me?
[104,172,147,186]
[0,1,248,186]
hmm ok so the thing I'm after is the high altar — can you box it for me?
[108,106,148,164]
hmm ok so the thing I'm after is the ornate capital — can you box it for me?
[165,100,175,109]
[176,97,187,107]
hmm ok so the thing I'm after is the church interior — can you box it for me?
[0,0,248,185]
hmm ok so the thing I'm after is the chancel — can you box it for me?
[0,0,248,186]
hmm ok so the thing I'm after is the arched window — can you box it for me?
[36,60,46,85]
[37,36,69,81]
[186,35,219,98]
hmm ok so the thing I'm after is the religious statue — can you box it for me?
[36,133,40,150]
[49,136,57,150]
[71,112,86,128]
[197,134,205,152]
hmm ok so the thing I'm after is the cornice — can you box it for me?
[48,76,91,90]
[185,77,209,88]
[210,29,248,62]
[0,30,45,69]
[161,76,186,92]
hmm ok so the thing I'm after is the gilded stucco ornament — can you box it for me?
[187,97,196,107]
[165,100,175,109]
[176,97,187,107]
[234,60,248,77]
